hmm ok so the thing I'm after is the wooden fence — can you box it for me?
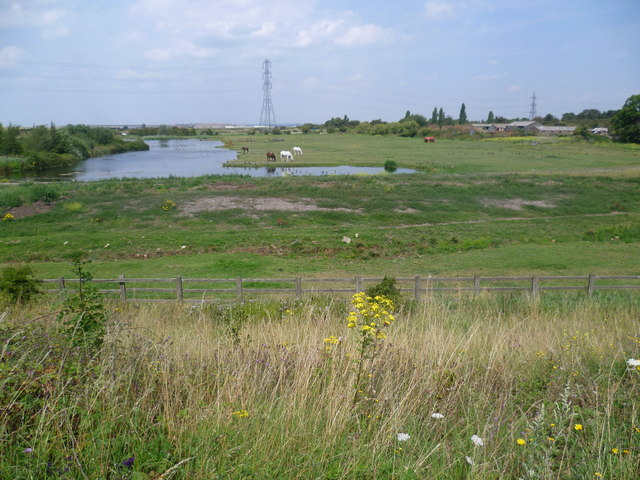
[39,274,640,303]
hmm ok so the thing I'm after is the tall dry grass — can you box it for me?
[1,293,639,478]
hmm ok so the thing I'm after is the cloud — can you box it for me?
[335,24,389,46]
[145,41,217,61]
[507,85,522,92]
[0,2,69,36]
[425,1,455,20]
[0,46,24,67]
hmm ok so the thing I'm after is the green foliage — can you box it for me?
[458,103,467,124]
[365,276,401,305]
[611,94,640,143]
[58,254,107,349]
[0,265,41,304]
[383,159,398,172]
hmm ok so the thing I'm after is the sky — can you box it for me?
[1,0,638,126]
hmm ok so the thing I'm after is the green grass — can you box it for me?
[1,295,638,479]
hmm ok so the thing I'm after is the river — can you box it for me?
[6,139,415,181]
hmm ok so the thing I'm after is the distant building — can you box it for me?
[535,125,576,136]
[505,121,541,132]
[590,127,609,136]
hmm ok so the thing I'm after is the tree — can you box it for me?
[610,94,640,143]
[431,108,438,124]
[0,123,4,154]
[458,103,467,125]
[3,125,22,155]
[487,111,495,123]
[437,108,445,128]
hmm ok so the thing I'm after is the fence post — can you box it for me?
[355,277,362,293]
[473,275,481,296]
[118,274,127,302]
[58,277,65,297]
[236,277,243,301]
[295,277,302,301]
[176,276,183,302]
[414,275,422,302]
[531,275,539,298]
[587,274,596,296]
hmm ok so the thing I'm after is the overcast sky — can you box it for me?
[1,0,638,126]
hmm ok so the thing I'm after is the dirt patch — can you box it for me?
[394,207,420,214]
[181,196,361,215]
[480,197,556,211]
[3,201,55,219]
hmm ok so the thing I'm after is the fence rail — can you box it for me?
[39,274,640,303]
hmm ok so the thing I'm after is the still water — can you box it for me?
[10,139,415,181]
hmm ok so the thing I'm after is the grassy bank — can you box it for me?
[1,294,638,478]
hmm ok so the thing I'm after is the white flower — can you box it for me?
[627,358,640,367]
[471,435,484,447]
[181,245,186,249]
[63,241,69,245]
[104,243,110,248]
[342,236,351,244]
[396,433,410,442]
[431,413,445,419]
[355,233,360,238]
[465,456,474,465]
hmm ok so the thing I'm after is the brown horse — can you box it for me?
[423,136,435,143]
[242,146,249,153]
[266,152,276,161]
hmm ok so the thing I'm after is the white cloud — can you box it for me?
[488,59,498,65]
[0,46,24,67]
[0,2,69,36]
[507,85,522,92]
[425,1,455,20]
[145,41,217,61]
[335,24,389,46]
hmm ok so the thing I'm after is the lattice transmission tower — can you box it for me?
[529,92,537,120]
[259,59,276,128]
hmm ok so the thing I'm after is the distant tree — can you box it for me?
[437,108,445,128]
[3,125,22,155]
[487,111,495,123]
[0,123,4,153]
[561,112,576,122]
[458,103,467,124]
[404,110,411,120]
[431,108,438,124]
[543,113,560,124]
[576,109,603,120]
[610,94,640,143]
[158,125,169,136]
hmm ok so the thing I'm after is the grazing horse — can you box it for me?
[293,146,302,155]
[423,136,435,143]
[242,146,249,153]
[266,152,276,162]
[280,150,293,161]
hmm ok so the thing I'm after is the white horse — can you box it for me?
[280,150,293,161]
[293,146,303,155]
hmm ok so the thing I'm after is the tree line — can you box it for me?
[0,124,148,172]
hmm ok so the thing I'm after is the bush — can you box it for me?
[365,276,401,305]
[383,159,398,172]
[0,266,41,304]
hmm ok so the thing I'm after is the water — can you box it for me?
[5,139,415,181]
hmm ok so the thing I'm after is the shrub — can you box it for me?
[383,159,398,172]
[365,276,402,305]
[0,266,41,304]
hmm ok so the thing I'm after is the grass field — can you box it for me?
[1,134,639,281]
[2,294,639,479]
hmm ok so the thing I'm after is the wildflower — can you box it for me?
[623,449,630,454]
[626,358,640,368]
[611,448,619,454]
[431,413,445,419]
[594,473,603,478]
[547,437,555,442]
[465,456,474,465]
[122,456,135,467]
[516,438,526,446]
[396,433,410,442]
[574,424,584,431]
[181,245,186,249]
[232,409,249,418]
[2,213,14,221]
[324,336,340,345]
[471,435,484,447]
[24,448,33,454]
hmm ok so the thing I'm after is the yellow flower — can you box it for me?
[574,424,584,431]
[547,437,555,442]
[232,409,249,418]
[611,448,619,454]
[623,449,630,454]
[594,473,603,478]
[324,336,340,345]
[516,438,526,446]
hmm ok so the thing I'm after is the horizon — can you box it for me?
[1,0,638,127]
